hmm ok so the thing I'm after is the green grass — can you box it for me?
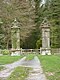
[7,67,31,80]
[0,66,4,71]
[38,55,60,80]
[26,54,35,60]
[0,56,23,65]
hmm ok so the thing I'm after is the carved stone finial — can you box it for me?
[41,17,50,28]
[12,18,19,28]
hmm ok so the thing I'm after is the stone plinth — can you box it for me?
[40,48,51,55]
[11,49,21,56]
[11,51,20,56]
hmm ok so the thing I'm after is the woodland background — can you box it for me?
[0,0,60,49]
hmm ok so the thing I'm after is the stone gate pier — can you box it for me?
[40,18,51,55]
[11,18,20,56]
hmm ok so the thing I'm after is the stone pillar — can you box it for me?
[16,29,20,49]
[42,28,50,48]
[40,18,51,55]
[11,18,20,56]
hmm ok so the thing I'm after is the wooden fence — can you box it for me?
[10,49,40,54]
[10,48,60,55]
[51,48,60,55]
[0,48,60,55]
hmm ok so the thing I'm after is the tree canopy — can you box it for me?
[0,0,60,49]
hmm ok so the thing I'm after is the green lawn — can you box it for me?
[0,66,4,71]
[7,67,31,80]
[26,54,35,60]
[38,55,60,80]
[0,56,23,65]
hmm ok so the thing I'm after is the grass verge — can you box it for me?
[26,54,35,60]
[7,67,31,80]
[0,55,23,65]
[0,66,4,71]
[38,55,60,80]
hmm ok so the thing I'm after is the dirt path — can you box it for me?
[0,56,47,80]
[0,57,26,78]
[21,56,47,80]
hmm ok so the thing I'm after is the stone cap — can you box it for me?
[40,17,51,28]
[11,18,20,29]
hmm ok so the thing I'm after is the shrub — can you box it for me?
[0,49,1,54]
[1,49,10,55]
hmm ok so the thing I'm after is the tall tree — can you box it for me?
[40,0,60,48]
[50,0,60,48]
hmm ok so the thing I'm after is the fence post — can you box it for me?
[21,48,22,54]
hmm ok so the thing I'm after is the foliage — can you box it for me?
[0,0,60,48]
[36,38,42,48]
[50,0,60,48]
[1,49,10,55]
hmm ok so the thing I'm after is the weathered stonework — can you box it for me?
[11,19,20,56]
[40,18,51,55]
